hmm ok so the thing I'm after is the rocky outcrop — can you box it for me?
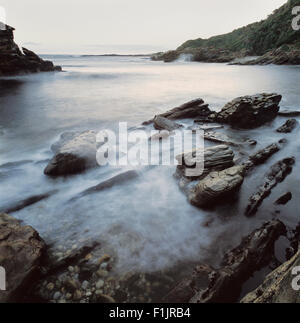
[216,93,282,129]
[276,119,298,133]
[188,165,245,208]
[153,116,182,131]
[0,25,61,76]
[176,145,235,180]
[165,220,286,303]
[143,98,216,124]
[0,213,46,302]
[245,157,295,217]
[44,131,97,176]
[241,248,300,303]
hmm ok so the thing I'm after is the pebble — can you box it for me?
[68,266,74,273]
[98,254,111,265]
[82,280,89,290]
[46,283,54,291]
[66,293,72,300]
[96,280,104,289]
[96,269,108,278]
[73,290,82,300]
[53,291,61,300]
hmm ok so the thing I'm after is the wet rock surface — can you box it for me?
[165,220,286,303]
[44,131,97,176]
[276,119,298,133]
[0,213,46,302]
[153,116,182,131]
[216,93,282,129]
[278,110,300,117]
[245,157,295,217]
[275,192,292,205]
[188,165,245,208]
[0,25,61,76]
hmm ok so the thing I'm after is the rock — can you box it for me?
[198,125,224,131]
[53,291,61,300]
[176,145,234,180]
[276,119,298,133]
[204,131,240,146]
[247,142,281,168]
[149,130,173,141]
[153,116,182,131]
[0,213,46,302]
[275,192,292,205]
[1,190,57,214]
[216,93,282,129]
[44,131,97,176]
[71,170,139,201]
[92,293,116,303]
[96,280,104,289]
[73,290,82,301]
[0,25,61,76]
[165,220,286,303]
[241,247,300,303]
[245,157,295,217]
[188,165,245,208]
[143,98,215,124]
[278,110,300,117]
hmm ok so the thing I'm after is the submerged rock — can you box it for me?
[0,25,61,76]
[241,247,300,303]
[0,213,46,302]
[188,165,245,208]
[165,220,286,303]
[216,93,282,129]
[176,145,234,180]
[276,119,298,133]
[1,190,57,214]
[245,157,295,217]
[153,116,182,131]
[44,131,97,176]
[275,192,292,205]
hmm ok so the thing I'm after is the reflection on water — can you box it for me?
[0,56,300,276]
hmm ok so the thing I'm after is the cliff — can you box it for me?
[0,25,61,76]
[152,0,300,64]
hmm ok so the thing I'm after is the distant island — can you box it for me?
[152,0,300,65]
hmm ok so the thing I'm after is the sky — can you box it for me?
[0,0,288,54]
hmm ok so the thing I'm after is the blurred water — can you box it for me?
[0,56,300,273]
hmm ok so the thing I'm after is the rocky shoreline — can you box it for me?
[0,25,61,76]
[1,89,300,303]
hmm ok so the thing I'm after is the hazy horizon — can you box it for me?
[1,0,287,54]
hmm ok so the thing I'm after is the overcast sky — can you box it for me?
[0,0,287,54]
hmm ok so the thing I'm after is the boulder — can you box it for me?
[276,119,298,133]
[241,248,300,303]
[216,93,282,129]
[44,131,97,176]
[245,157,295,217]
[176,145,234,180]
[153,116,182,131]
[143,98,216,124]
[188,165,245,208]
[165,220,286,303]
[0,213,46,302]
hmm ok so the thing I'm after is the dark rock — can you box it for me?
[278,110,300,117]
[276,119,298,133]
[165,220,286,303]
[0,213,46,302]
[143,98,216,124]
[216,93,282,129]
[204,131,240,146]
[71,170,139,201]
[188,165,245,208]
[245,157,295,217]
[1,190,57,214]
[44,131,97,176]
[0,25,61,76]
[153,116,182,131]
[247,143,281,167]
[275,192,292,205]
